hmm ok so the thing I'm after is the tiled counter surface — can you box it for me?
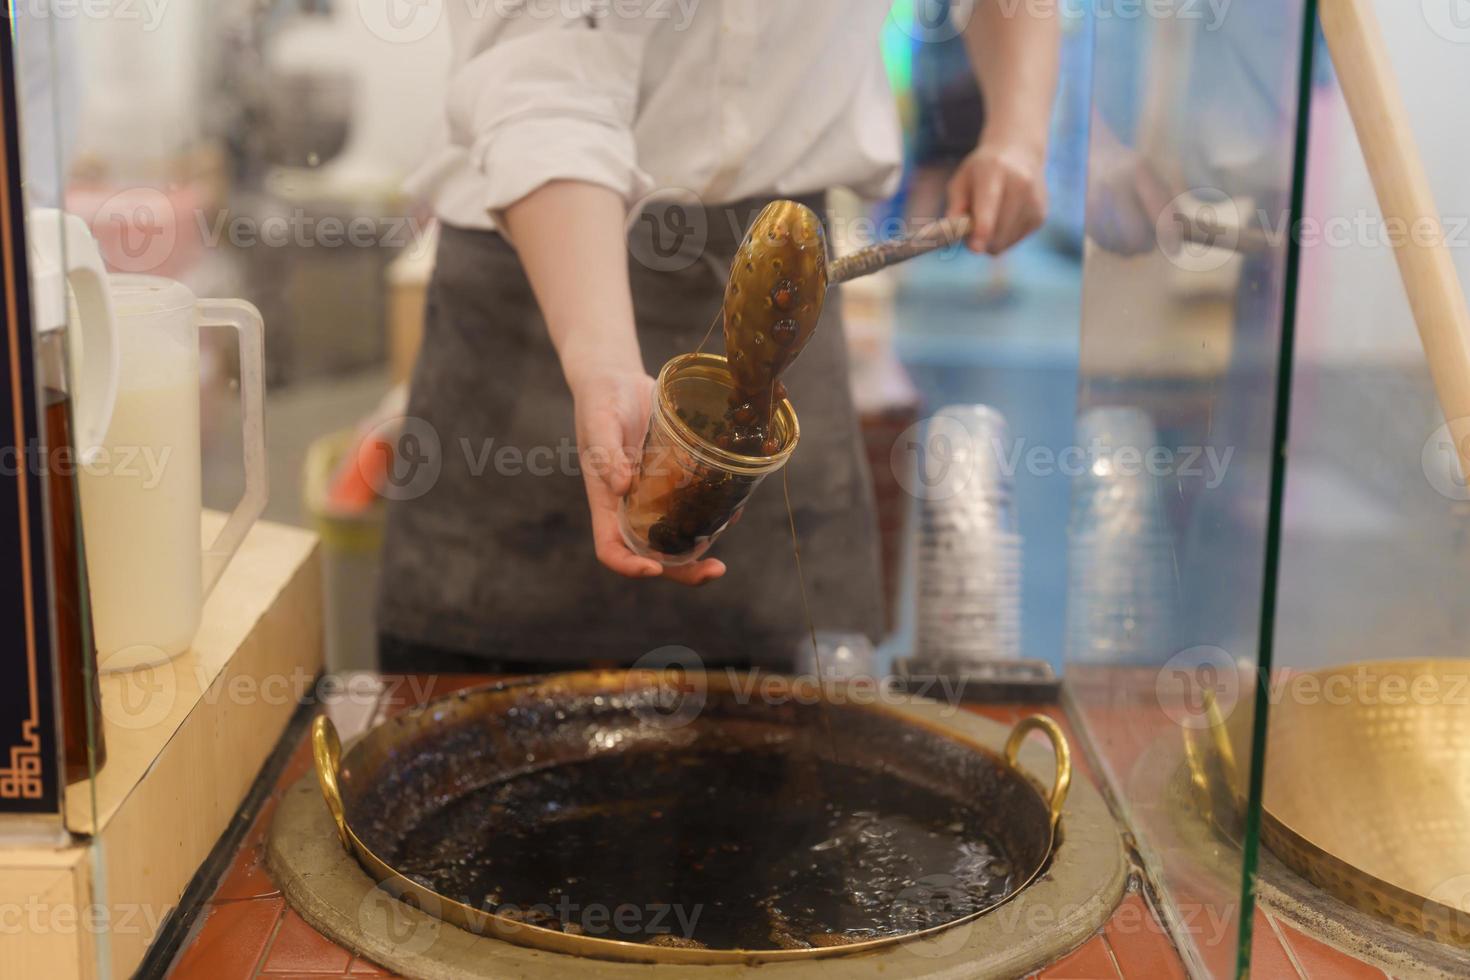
[165,675,1389,980]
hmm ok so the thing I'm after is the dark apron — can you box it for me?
[376,194,885,671]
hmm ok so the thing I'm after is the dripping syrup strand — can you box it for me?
[783,468,839,764]
[694,306,721,356]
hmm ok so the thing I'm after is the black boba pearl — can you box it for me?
[648,522,694,555]
[732,432,765,455]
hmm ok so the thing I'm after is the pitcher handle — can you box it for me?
[197,299,267,598]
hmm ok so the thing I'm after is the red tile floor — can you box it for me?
[166,675,1389,979]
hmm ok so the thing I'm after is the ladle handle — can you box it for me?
[312,715,352,851]
[827,216,973,285]
[1004,715,1072,832]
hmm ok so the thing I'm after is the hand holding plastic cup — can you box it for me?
[618,354,799,565]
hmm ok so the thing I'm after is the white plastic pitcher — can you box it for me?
[80,275,266,672]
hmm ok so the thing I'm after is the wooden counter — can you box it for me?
[0,518,322,980]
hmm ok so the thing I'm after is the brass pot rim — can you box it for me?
[312,670,1070,966]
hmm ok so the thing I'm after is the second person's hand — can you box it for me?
[946,135,1048,256]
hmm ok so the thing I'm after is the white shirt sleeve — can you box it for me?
[445,6,657,226]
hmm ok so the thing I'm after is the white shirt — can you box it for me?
[408,0,904,232]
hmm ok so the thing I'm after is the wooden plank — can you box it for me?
[64,518,319,834]
[0,852,93,980]
[1,519,321,979]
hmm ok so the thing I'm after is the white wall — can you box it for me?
[1299,1,1470,365]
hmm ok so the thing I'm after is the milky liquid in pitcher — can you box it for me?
[79,376,202,668]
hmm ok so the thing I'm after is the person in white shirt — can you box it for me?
[378,1,1059,671]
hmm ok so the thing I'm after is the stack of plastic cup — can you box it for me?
[914,406,1023,663]
[1064,406,1178,665]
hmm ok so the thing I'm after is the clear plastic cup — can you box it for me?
[619,353,799,565]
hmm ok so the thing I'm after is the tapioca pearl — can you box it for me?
[771,319,799,346]
[771,280,797,312]
[648,522,693,555]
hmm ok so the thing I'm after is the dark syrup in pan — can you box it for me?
[385,744,1015,950]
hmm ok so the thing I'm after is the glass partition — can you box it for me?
[10,0,108,835]
[1065,3,1318,976]
[8,0,98,842]
[1257,2,1470,970]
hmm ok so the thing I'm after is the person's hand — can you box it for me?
[947,136,1048,255]
[1085,130,1176,257]
[568,366,726,587]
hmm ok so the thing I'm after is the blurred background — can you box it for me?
[18,0,1470,680]
[17,3,1470,974]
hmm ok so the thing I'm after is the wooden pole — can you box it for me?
[1319,0,1470,477]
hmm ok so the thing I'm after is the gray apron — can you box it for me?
[376,194,885,669]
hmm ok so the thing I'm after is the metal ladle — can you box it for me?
[719,205,972,437]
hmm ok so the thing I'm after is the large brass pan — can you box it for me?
[311,670,1070,966]
[1261,659,1470,947]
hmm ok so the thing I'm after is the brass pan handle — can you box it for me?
[1004,714,1072,832]
[312,715,351,851]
